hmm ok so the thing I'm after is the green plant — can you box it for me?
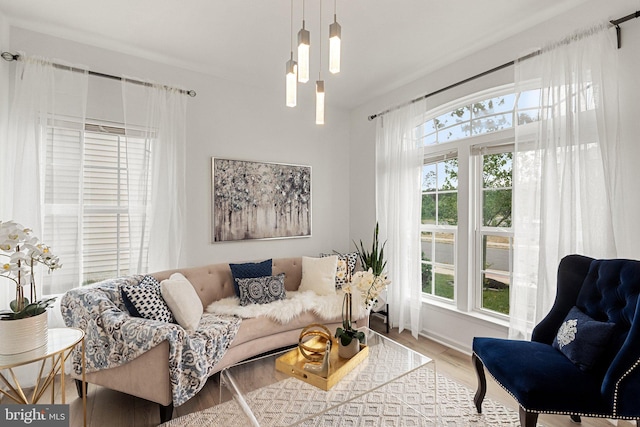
[1,297,56,320]
[354,222,387,276]
[335,325,365,346]
[334,293,365,346]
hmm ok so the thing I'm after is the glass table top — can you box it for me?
[220,327,434,426]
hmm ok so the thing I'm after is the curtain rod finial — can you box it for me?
[1,51,19,61]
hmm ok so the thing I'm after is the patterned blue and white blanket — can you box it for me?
[60,275,241,406]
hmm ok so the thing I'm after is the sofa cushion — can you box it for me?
[121,276,175,323]
[160,273,203,331]
[321,252,358,289]
[229,259,273,297]
[237,273,287,306]
[552,306,615,371]
[299,256,338,296]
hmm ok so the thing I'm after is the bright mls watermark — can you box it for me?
[1,405,69,426]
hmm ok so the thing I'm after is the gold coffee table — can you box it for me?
[0,327,86,427]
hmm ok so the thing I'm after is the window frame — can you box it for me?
[472,140,514,319]
[419,84,518,321]
[421,149,459,304]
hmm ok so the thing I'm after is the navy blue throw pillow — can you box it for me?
[552,306,615,371]
[229,259,272,297]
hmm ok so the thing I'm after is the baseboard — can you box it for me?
[418,329,472,356]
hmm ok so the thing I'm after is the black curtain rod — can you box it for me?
[1,51,196,97]
[367,9,639,121]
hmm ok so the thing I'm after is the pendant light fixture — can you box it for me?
[283,0,344,123]
[297,0,310,83]
[316,0,325,125]
[329,0,341,74]
[285,0,297,107]
[316,80,325,124]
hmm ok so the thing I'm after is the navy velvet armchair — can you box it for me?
[472,254,640,426]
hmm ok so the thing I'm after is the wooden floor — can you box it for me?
[3,317,633,427]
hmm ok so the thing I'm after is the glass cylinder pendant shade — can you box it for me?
[316,80,325,125]
[286,56,297,107]
[297,22,310,83]
[329,18,341,74]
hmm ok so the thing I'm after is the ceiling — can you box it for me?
[0,0,597,110]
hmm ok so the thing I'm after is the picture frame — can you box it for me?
[211,158,312,242]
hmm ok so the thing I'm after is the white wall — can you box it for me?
[7,27,354,270]
[5,1,640,356]
[349,0,640,353]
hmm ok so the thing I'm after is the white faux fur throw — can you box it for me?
[206,290,367,324]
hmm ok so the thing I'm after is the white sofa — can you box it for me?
[61,257,368,423]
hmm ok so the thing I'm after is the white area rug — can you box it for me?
[160,369,531,427]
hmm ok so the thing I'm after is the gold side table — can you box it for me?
[0,327,86,427]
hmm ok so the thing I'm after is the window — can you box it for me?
[419,87,520,318]
[421,158,457,301]
[476,150,513,315]
[42,122,152,294]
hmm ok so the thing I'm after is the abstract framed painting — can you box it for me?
[211,158,312,242]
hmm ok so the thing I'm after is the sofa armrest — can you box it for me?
[60,277,186,374]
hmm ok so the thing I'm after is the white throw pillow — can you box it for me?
[160,273,203,331]
[299,256,338,296]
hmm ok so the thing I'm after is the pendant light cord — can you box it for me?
[290,0,294,54]
[318,0,322,79]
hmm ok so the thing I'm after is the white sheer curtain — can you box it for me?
[375,100,424,339]
[122,81,187,272]
[1,54,88,309]
[510,24,620,339]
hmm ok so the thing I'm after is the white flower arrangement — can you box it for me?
[0,220,61,319]
[343,268,391,312]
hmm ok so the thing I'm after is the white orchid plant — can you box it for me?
[0,220,61,320]
[335,223,392,347]
[344,269,391,312]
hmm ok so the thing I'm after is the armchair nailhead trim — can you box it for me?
[613,357,640,417]
[474,352,640,422]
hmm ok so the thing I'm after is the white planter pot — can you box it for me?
[338,339,360,359]
[0,311,48,355]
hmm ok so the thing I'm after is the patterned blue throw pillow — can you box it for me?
[229,259,272,297]
[121,275,175,323]
[552,306,615,371]
[236,273,286,306]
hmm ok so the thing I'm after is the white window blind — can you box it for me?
[41,121,152,294]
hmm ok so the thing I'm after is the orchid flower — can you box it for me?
[0,220,62,318]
